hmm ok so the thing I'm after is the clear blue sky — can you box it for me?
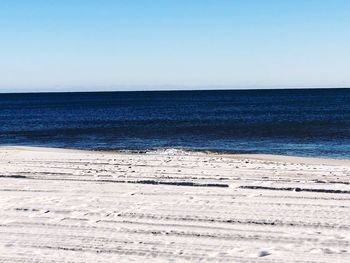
[0,0,349,92]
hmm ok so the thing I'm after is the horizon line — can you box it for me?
[0,86,349,94]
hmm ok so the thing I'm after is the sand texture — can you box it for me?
[0,146,350,262]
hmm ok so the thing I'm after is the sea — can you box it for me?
[0,88,349,158]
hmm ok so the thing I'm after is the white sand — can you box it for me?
[0,146,349,262]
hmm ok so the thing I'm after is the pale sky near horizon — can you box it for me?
[0,0,350,92]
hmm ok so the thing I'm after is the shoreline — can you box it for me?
[2,145,350,165]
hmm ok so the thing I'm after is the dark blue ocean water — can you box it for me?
[0,88,349,158]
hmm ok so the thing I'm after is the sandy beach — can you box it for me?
[0,146,350,262]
